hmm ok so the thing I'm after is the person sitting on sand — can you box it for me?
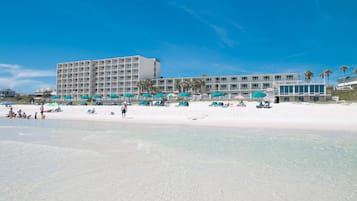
[87,108,95,114]
[8,107,15,118]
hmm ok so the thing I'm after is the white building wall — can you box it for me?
[138,56,160,79]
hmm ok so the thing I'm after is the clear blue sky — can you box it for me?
[1,0,356,93]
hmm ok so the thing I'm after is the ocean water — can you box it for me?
[0,118,356,201]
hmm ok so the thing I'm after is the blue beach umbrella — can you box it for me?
[252,91,267,98]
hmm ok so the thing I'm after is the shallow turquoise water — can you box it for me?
[1,118,357,201]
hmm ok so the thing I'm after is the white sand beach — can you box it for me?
[2,101,357,132]
[1,102,357,201]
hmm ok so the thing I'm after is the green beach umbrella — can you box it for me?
[166,93,176,98]
[211,91,224,97]
[51,95,60,99]
[109,94,119,98]
[178,92,191,97]
[64,95,73,100]
[141,93,152,98]
[252,91,267,98]
[154,93,164,99]
[92,94,102,99]
[80,95,90,99]
[124,93,134,98]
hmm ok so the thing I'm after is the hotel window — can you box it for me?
[242,77,248,81]
[263,83,270,88]
[252,83,259,89]
[320,85,325,93]
[221,84,227,89]
[252,76,259,81]
[274,75,282,80]
[263,76,270,81]
[241,84,248,89]
[286,75,294,80]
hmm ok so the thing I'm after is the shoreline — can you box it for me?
[2,101,357,132]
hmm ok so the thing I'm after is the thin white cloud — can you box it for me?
[0,63,20,69]
[173,4,238,48]
[15,69,56,78]
[0,63,56,93]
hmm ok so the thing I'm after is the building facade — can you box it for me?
[56,55,160,99]
[56,55,327,102]
[0,88,16,98]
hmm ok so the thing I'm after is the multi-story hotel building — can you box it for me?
[56,55,327,102]
[56,55,160,99]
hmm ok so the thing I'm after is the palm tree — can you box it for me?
[323,69,333,85]
[144,79,155,93]
[137,80,145,94]
[174,79,181,92]
[340,65,348,75]
[180,79,191,92]
[319,72,325,80]
[304,70,313,82]
[137,79,154,94]
[191,78,205,94]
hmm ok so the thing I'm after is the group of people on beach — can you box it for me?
[88,102,128,118]
[7,103,46,120]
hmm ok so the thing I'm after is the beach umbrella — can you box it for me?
[211,91,224,97]
[141,93,152,98]
[235,94,245,100]
[178,92,191,97]
[64,95,73,100]
[154,93,164,99]
[124,93,134,98]
[51,95,60,99]
[92,94,102,99]
[252,91,267,98]
[108,94,119,98]
[80,95,90,99]
[45,102,60,107]
[265,88,274,92]
[166,93,176,98]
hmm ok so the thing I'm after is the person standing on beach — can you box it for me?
[121,102,127,118]
[40,103,44,119]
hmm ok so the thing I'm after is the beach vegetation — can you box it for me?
[340,65,348,75]
[304,70,313,82]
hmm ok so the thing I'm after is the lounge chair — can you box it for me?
[139,100,150,106]
[178,101,189,106]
